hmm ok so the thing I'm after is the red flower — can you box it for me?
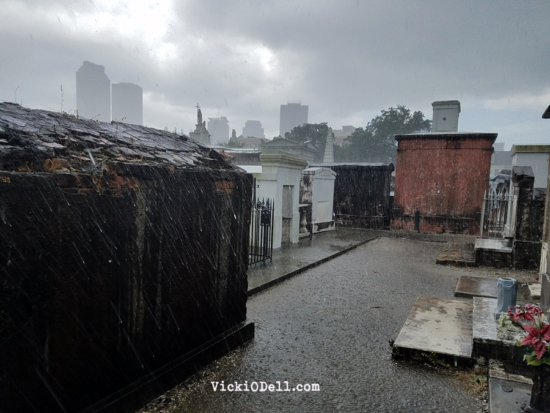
[521,325,550,359]
[508,304,544,322]
[524,304,544,318]
[508,306,525,322]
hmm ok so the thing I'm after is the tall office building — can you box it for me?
[207,116,229,144]
[112,82,143,125]
[76,61,111,122]
[242,120,265,139]
[279,102,308,137]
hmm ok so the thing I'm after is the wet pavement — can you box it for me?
[139,236,487,413]
[247,228,378,294]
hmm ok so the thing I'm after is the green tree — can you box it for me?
[336,106,431,163]
[285,122,329,162]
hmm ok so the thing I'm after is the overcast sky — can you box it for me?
[1,0,549,149]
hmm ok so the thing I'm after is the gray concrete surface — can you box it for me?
[140,237,487,413]
[488,378,531,413]
[247,228,378,295]
[473,297,525,347]
[394,297,473,358]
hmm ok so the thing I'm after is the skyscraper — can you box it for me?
[279,102,308,138]
[112,82,143,125]
[242,120,265,139]
[76,61,111,122]
[207,116,229,144]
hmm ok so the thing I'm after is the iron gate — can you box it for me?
[249,198,274,265]
[480,188,513,238]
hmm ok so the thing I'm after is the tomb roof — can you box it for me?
[0,102,237,173]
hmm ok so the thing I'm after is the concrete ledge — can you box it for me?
[475,238,513,253]
[248,237,376,296]
[80,321,255,413]
[472,297,532,376]
[373,229,474,243]
[489,359,532,385]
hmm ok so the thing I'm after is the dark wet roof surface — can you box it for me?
[395,132,498,141]
[0,102,236,173]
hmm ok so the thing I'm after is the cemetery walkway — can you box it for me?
[140,235,486,413]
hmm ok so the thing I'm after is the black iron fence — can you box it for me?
[334,214,387,229]
[249,198,274,265]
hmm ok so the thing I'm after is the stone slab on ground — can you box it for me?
[455,276,498,298]
[489,378,531,413]
[394,296,473,358]
[435,237,476,266]
[455,276,532,302]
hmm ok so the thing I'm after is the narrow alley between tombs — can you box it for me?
[139,237,501,413]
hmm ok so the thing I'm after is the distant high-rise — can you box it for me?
[279,102,308,137]
[333,125,356,146]
[76,61,111,122]
[207,116,229,144]
[112,82,143,125]
[242,120,265,139]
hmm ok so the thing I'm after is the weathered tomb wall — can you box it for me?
[0,103,253,412]
[310,163,394,229]
[392,133,496,234]
[0,166,252,412]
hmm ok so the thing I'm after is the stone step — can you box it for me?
[435,237,476,267]
[474,238,513,268]
[393,297,473,361]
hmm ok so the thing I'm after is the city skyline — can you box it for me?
[279,103,308,138]
[112,82,143,125]
[76,61,111,122]
[1,1,549,149]
[76,61,143,125]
